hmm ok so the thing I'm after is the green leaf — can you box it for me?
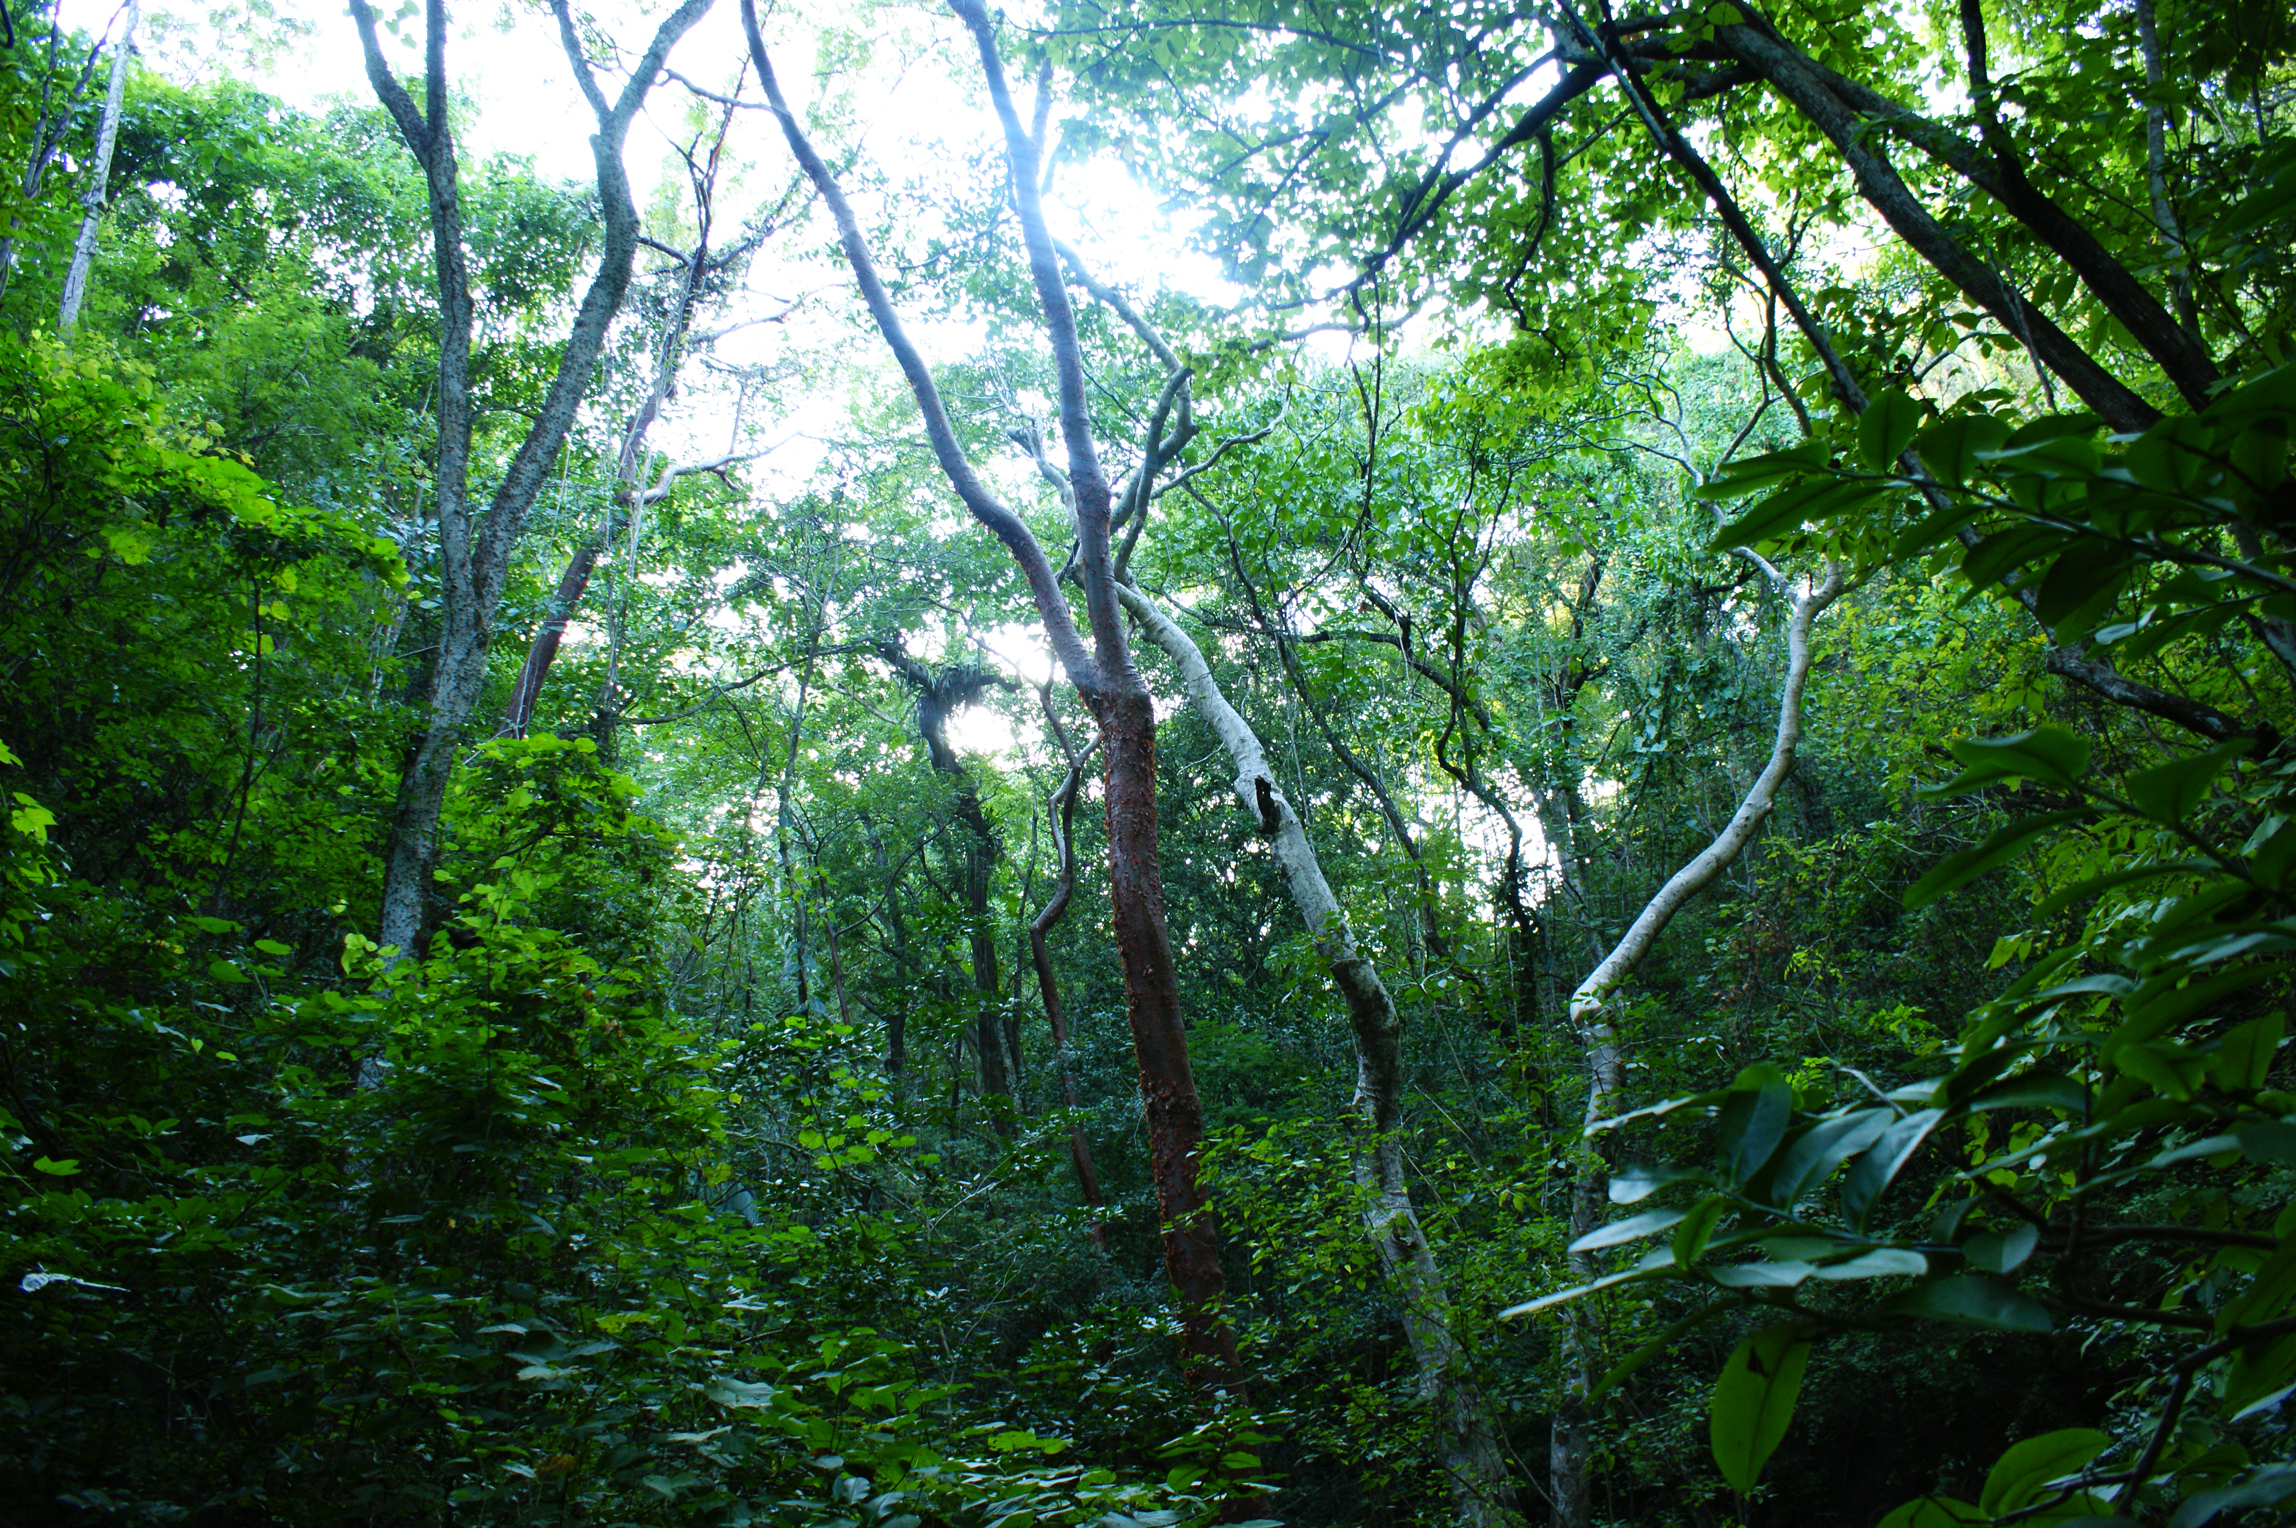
[1673,1195,1728,1268]
[1968,1073,2087,1112]
[1949,726,2093,789]
[1912,414,2010,487]
[2226,1335,2296,1420]
[1568,1207,1685,1254]
[1768,1107,1892,1206]
[1978,1429,2112,1515]
[2213,1013,2284,1093]
[1964,1224,2040,1275]
[1861,389,1925,471]
[2220,1238,2296,1335]
[1709,1324,1813,1494]
[2165,1463,2296,1528]
[1962,523,2066,591]
[1715,1065,1793,1184]
[2033,546,2135,636]
[1841,1108,1943,1230]
[1712,474,1879,550]
[1886,1274,2053,1332]
[2034,861,2213,918]
[1906,811,2093,909]
[1697,439,1829,500]
[1875,1497,1988,1528]
[2235,1119,2296,1164]
[1808,1248,1928,1280]
[2106,964,2282,1060]
[2124,742,2249,823]
[32,1157,80,1176]
[1608,1164,1708,1204]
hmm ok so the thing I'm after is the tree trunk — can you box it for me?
[1122,582,1521,1523]
[879,645,1017,1125]
[56,0,132,335]
[502,532,606,738]
[1706,21,2160,430]
[1547,562,1842,1528]
[1029,701,1107,1238]
[350,0,713,958]
[747,0,1237,1382]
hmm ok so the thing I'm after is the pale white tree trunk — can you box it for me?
[1548,559,1843,1528]
[56,0,133,335]
[1119,581,1523,1528]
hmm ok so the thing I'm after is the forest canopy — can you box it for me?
[1,0,2293,1525]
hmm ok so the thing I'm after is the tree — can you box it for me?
[741,0,1239,1379]
[348,0,714,960]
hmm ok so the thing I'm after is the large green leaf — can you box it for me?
[1767,1107,1892,1206]
[1911,414,2009,488]
[1905,811,2092,909]
[2123,742,2248,824]
[1715,1065,1793,1185]
[1712,474,1879,550]
[1860,389,1924,472]
[1945,726,2093,789]
[1696,439,1831,500]
[1978,1429,2111,1516]
[1567,1206,1685,1254]
[1886,1274,2053,1332]
[2212,1013,2284,1093]
[1841,1108,1943,1229]
[1709,1324,1813,1494]
[1875,1498,1987,1528]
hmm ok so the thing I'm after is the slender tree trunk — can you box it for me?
[879,645,1017,1125]
[1122,583,1522,1525]
[746,0,1237,1381]
[1029,695,1107,1238]
[56,0,131,335]
[2131,0,2200,344]
[351,0,713,958]
[503,532,606,738]
[1546,563,1842,1528]
[0,7,109,301]
[864,815,912,1074]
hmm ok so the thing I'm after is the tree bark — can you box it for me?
[1122,582,1522,1525]
[744,0,1235,1379]
[350,0,713,960]
[56,0,132,335]
[879,642,1017,1127]
[1706,19,2163,430]
[1546,561,1842,1528]
[1031,688,1108,1235]
[2130,0,2200,344]
[0,10,111,300]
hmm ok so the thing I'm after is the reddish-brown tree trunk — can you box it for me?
[1098,687,1233,1375]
